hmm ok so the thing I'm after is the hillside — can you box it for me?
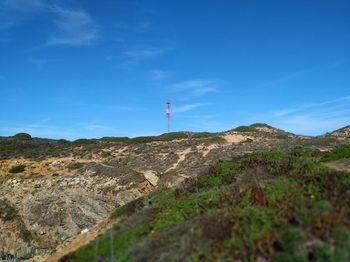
[64,147,350,262]
[0,124,349,261]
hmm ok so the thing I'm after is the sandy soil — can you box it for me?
[325,159,350,173]
[166,148,192,172]
[223,134,249,144]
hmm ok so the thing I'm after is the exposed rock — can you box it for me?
[143,170,159,186]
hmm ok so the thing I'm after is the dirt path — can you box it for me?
[166,148,192,172]
[29,218,119,262]
[324,159,350,173]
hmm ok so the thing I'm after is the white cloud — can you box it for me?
[256,62,342,90]
[0,1,98,46]
[46,6,97,46]
[0,0,46,30]
[121,47,167,65]
[1,0,46,13]
[273,96,350,117]
[172,103,204,113]
[260,95,350,135]
[149,69,171,80]
[171,80,218,97]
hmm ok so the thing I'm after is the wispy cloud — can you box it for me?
[114,20,153,33]
[171,80,219,97]
[273,96,350,117]
[46,6,97,46]
[260,95,350,135]
[172,103,205,113]
[0,1,97,46]
[1,0,46,13]
[121,47,167,65]
[149,69,171,80]
[257,62,342,90]
[0,0,46,29]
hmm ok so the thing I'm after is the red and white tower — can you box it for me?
[166,100,171,133]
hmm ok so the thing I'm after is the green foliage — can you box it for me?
[276,227,306,255]
[233,125,257,132]
[264,178,304,208]
[333,227,350,251]
[13,132,31,140]
[72,138,97,145]
[110,196,146,219]
[322,145,350,162]
[275,134,289,139]
[250,123,272,128]
[187,162,242,192]
[9,164,25,173]
[313,244,336,262]
[272,252,307,262]
[67,162,85,170]
[69,147,350,261]
[57,139,70,144]
[101,132,222,144]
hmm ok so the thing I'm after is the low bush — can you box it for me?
[9,164,25,173]
[13,133,31,140]
[322,145,350,162]
[233,125,257,132]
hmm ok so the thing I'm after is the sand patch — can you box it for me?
[166,148,192,172]
[223,134,249,144]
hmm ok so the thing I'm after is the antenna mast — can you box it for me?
[166,100,171,133]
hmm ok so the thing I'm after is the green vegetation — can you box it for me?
[322,145,350,161]
[250,123,272,128]
[13,132,31,140]
[100,131,223,144]
[9,164,25,173]
[68,148,350,261]
[72,138,97,145]
[233,125,258,132]
[67,162,85,170]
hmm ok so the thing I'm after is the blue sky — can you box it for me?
[0,0,350,139]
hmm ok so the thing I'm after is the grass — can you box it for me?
[321,145,350,162]
[65,148,350,262]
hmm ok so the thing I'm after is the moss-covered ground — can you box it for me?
[64,146,350,262]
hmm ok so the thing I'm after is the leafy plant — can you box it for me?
[9,164,25,173]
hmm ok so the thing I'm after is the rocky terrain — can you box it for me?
[0,123,349,261]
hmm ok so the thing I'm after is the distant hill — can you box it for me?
[328,125,350,138]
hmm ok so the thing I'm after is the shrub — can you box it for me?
[9,164,25,173]
[67,162,85,170]
[57,139,70,144]
[13,133,31,140]
[276,227,306,255]
[250,123,272,128]
[322,145,350,162]
[72,138,96,145]
[233,126,257,132]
